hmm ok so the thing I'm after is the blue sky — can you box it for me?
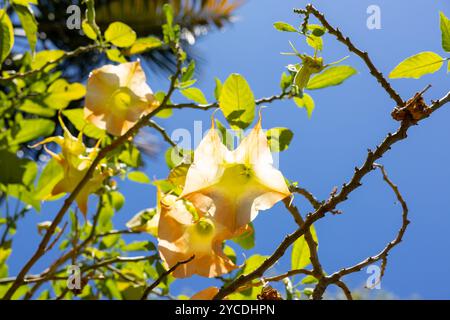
[8,0,450,299]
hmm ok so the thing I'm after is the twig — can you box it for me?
[148,120,178,148]
[0,44,104,81]
[294,5,404,107]
[328,164,409,281]
[165,92,289,110]
[140,255,195,300]
[335,280,353,300]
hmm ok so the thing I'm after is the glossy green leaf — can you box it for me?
[44,79,86,109]
[243,254,268,275]
[0,150,36,186]
[214,77,223,100]
[106,49,127,63]
[232,223,255,250]
[31,50,64,70]
[35,157,64,200]
[127,37,162,55]
[62,109,106,139]
[219,74,256,130]
[9,119,55,146]
[82,19,97,40]
[13,3,38,54]
[0,9,14,64]
[440,12,450,52]
[19,99,56,117]
[306,35,323,51]
[266,127,294,152]
[105,22,136,48]
[291,224,318,270]
[307,66,357,90]
[128,171,151,184]
[273,21,297,32]
[180,87,208,104]
[294,93,315,118]
[389,51,444,79]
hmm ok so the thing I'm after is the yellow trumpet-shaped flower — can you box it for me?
[180,117,291,234]
[85,61,159,136]
[157,194,237,278]
[32,119,110,216]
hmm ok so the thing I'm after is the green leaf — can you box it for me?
[0,150,36,186]
[31,50,64,70]
[223,245,237,264]
[82,19,98,40]
[293,93,315,118]
[308,24,326,37]
[306,35,323,51]
[122,241,155,252]
[155,108,173,119]
[231,223,255,250]
[273,21,297,32]
[180,87,208,104]
[127,37,162,55]
[0,9,14,64]
[440,12,450,52]
[214,77,223,101]
[62,109,106,139]
[266,127,294,152]
[280,72,293,91]
[44,79,86,109]
[13,3,38,54]
[105,22,136,48]
[9,119,55,146]
[301,275,319,284]
[128,171,151,184]
[181,60,196,82]
[219,74,256,130]
[106,49,127,63]
[35,157,64,200]
[307,66,357,90]
[110,191,125,211]
[19,99,56,117]
[215,119,234,150]
[243,255,268,275]
[389,51,444,79]
[291,225,318,270]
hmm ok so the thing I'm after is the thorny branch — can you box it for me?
[212,5,450,300]
[294,4,404,107]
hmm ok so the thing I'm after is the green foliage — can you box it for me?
[105,22,137,48]
[291,225,318,270]
[180,87,208,104]
[294,93,315,118]
[307,66,357,90]
[273,21,298,33]
[219,74,256,130]
[440,12,450,52]
[12,2,38,54]
[389,51,445,79]
[62,109,106,139]
[0,9,14,64]
[266,127,294,152]
[231,223,255,250]
[127,171,151,184]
